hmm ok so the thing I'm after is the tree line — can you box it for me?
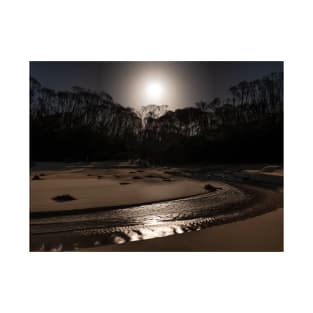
[30,72,283,164]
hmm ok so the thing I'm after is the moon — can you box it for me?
[145,81,164,103]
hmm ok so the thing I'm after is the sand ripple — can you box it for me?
[30,182,280,251]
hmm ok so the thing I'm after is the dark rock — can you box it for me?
[204,184,221,192]
[52,194,76,202]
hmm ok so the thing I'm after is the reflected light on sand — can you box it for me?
[148,215,162,225]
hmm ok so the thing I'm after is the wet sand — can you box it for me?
[83,207,283,252]
[30,162,283,252]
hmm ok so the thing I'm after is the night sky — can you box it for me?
[30,61,283,110]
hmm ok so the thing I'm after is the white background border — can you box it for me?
[1,1,312,312]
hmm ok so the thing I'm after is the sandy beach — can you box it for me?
[83,207,283,252]
[30,164,210,212]
[30,162,283,252]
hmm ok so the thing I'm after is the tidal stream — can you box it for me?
[30,182,282,251]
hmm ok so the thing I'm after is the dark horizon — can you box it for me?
[30,61,283,109]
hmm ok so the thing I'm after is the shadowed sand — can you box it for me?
[82,207,283,252]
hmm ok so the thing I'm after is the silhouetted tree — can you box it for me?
[30,72,283,164]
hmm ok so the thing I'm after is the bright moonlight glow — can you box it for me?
[146,81,164,103]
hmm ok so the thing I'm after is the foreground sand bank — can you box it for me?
[30,162,283,252]
[83,208,283,252]
[30,165,210,212]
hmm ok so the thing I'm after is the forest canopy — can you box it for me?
[30,72,283,164]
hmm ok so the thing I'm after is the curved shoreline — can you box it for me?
[30,181,282,251]
[30,191,212,219]
[87,208,283,252]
